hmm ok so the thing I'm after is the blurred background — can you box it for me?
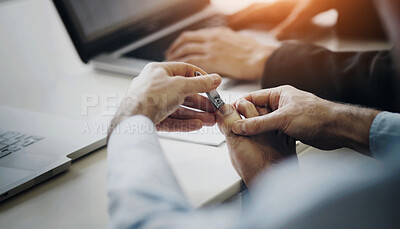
[212,0,273,13]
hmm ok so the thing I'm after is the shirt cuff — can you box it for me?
[109,115,156,143]
[369,112,400,160]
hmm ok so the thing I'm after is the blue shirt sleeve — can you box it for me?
[369,112,400,161]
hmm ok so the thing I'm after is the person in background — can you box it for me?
[166,0,399,112]
[228,0,385,40]
[106,0,400,228]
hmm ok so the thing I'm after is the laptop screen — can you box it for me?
[54,0,210,63]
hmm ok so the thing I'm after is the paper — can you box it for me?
[158,90,245,146]
[158,125,225,146]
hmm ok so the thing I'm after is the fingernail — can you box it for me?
[219,104,235,115]
[233,122,246,135]
[210,74,221,85]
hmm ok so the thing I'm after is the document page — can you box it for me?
[158,90,245,146]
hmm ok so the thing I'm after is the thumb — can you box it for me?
[216,104,242,136]
[232,110,286,136]
[179,74,222,94]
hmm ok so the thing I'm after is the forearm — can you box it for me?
[329,103,381,156]
[107,116,236,228]
[108,116,191,228]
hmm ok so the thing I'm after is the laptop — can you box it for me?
[53,0,228,76]
[0,106,110,202]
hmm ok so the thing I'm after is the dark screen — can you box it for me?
[54,0,210,62]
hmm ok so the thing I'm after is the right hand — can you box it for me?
[108,62,221,137]
[166,27,275,81]
[231,86,380,154]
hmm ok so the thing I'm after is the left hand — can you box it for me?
[108,62,222,137]
[231,86,380,155]
[166,27,276,81]
[217,101,296,186]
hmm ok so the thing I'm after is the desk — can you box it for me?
[0,0,382,228]
[0,1,243,228]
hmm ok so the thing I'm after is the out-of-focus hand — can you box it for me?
[166,27,276,81]
[228,1,297,30]
[274,0,337,40]
[228,0,347,41]
[231,86,380,155]
[217,102,296,186]
[108,62,222,137]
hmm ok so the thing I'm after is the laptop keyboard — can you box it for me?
[123,15,228,62]
[0,130,44,158]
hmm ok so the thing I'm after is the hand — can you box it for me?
[217,102,296,186]
[231,86,380,155]
[274,0,337,40]
[108,62,222,137]
[166,27,276,81]
[228,1,297,30]
[228,0,344,41]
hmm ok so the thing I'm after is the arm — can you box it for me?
[106,63,241,228]
[216,94,398,228]
[231,86,381,156]
[108,116,237,229]
[262,42,398,112]
[370,112,400,160]
[108,116,190,228]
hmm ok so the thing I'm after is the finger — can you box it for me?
[241,88,282,110]
[157,118,203,132]
[256,106,269,116]
[167,31,206,56]
[160,62,207,78]
[177,73,222,94]
[216,104,242,136]
[170,107,216,126]
[184,94,216,112]
[232,110,286,136]
[235,99,260,118]
[166,43,206,61]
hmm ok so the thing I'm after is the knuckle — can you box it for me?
[199,78,209,89]
[282,85,293,90]
[181,45,191,53]
[251,118,261,133]
[181,31,193,40]
[146,62,162,70]
[180,32,189,39]
[174,76,185,85]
